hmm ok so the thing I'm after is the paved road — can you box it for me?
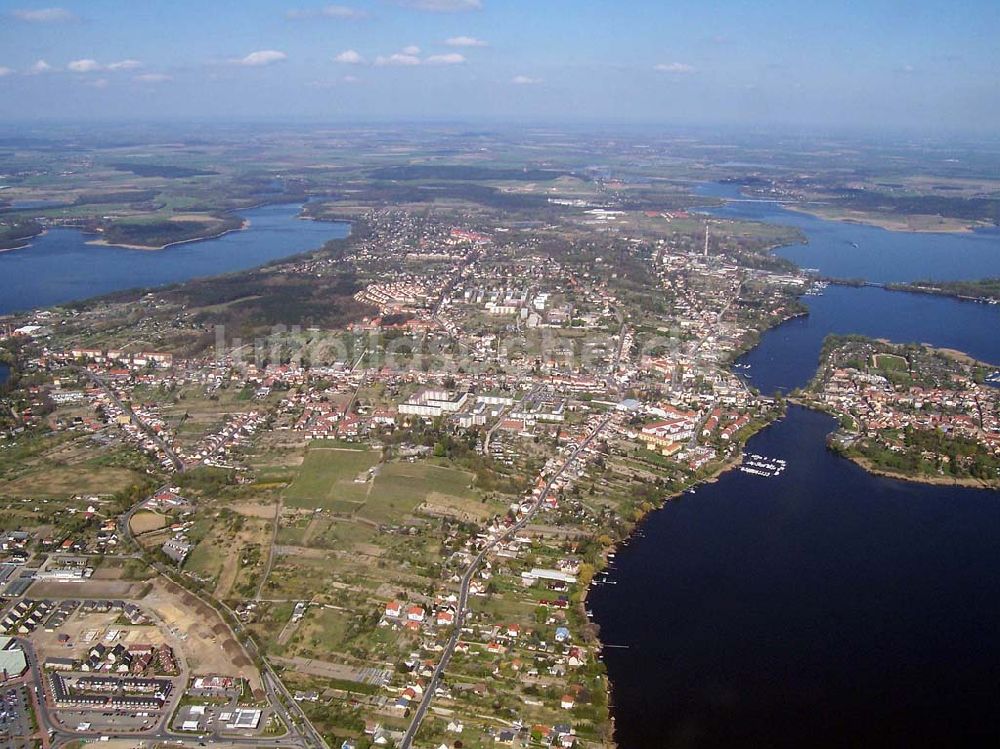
[419,246,478,348]
[483,385,542,454]
[399,414,611,748]
[20,632,313,749]
[76,366,186,472]
[607,322,629,398]
[115,498,328,749]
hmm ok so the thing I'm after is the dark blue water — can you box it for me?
[592,190,1000,748]
[698,182,1000,283]
[590,405,1000,749]
[0,204,348,314]
[738,285,1000,394]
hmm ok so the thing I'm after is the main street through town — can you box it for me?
[399,413,612,748]
[75,366,186,473]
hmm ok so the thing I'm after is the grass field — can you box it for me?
[185,536,225,581]
[129,511,167,535]
[283,447,381,510]
[873,353,909,372]
[358,461,477,523]
[181,508,273,598]
[282,448,478,526]
[307,516,378,549]
[292,607,352,657]
[0,465,142,498]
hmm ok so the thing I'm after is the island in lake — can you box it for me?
[801,335,1000,488]
[889,277,1000,304]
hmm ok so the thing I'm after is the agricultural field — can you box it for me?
[358,461,481,523]
[282,447,381,511]
[282,447,482,525]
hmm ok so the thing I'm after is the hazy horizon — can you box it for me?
[1,0,998,133]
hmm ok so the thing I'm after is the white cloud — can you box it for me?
[334,50,365,64]
[85,78,109,89]
[108,59,143,71]
[134,73,172,83]
[426,53,466,65]
[375,53,421,66]
[287,4,366,20]
[68,58,142,75]
[445,35,487,47]
[10,7,77,22]
[654,62,696,74]
[29,59,54,74]
[342,74,360,83]
[895,63,916,74]
[235,50,288,66]
[68,59,102,73]
[0,67,13,77]
[511,75,541,85]
[369,44,466,67]
[395,0,482,10]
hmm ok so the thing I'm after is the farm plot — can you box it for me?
[358,461,478,523]
[282,447,380,511]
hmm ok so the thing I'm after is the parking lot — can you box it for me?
[55,709,158,735]
[0,685,34,749]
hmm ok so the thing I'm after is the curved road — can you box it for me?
[115,497,328,749]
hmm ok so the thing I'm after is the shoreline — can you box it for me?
[0,228,47,253]
[712,182,987,236]
[584,417,768,748]
[5,202,350,257]
[824,278,1000,310]
[845,453,997,490]
[789,395,1000,492]
[585,279,992,742]
[586,285,807,746]
[780,202,982,234]
[885,283,1000,307]
[84,218,251,251]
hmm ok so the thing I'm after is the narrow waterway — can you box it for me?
[737,284,1000,394]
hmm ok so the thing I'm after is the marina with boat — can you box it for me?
[739,453,787,477]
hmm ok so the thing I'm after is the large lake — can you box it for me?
[592,186,1000,748]
[697,182,1000,283]
[0,203,349,315]
[590,405,1000,749]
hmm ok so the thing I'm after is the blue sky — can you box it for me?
[0,0,998,130]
